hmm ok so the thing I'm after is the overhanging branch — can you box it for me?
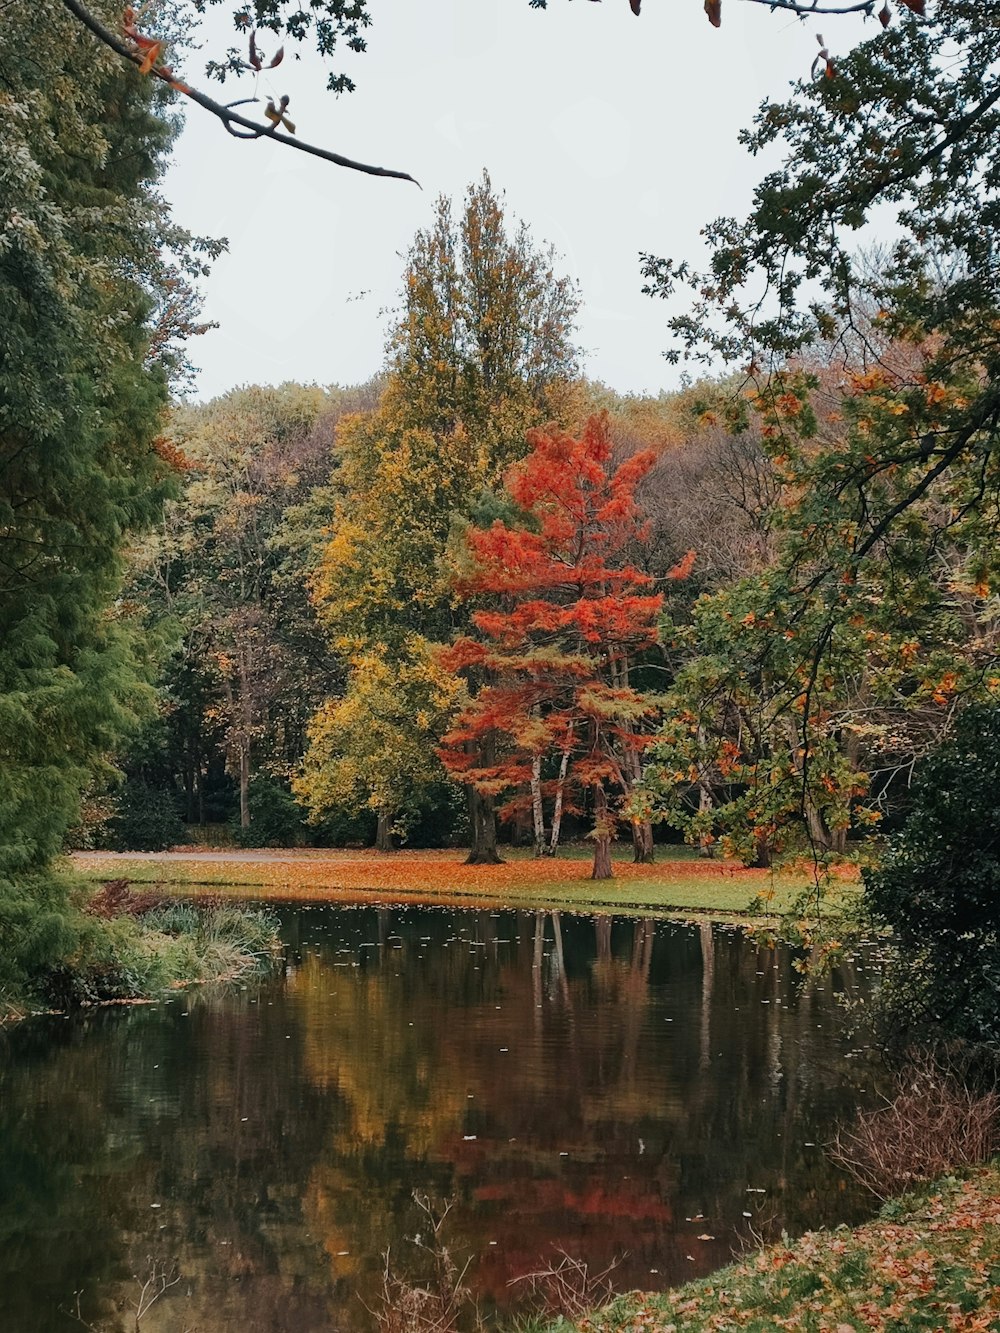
[743,0,877,14]
[59,0,420,186]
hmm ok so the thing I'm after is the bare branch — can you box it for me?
[743,0,876,14]
[59,0,420,187]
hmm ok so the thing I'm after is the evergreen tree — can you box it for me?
[0,0,203,997]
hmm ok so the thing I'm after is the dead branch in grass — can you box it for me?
[507,1248,623,1320]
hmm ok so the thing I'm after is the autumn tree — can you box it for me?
[313,176,579,640]
[308,176,580,859]
[123,384,365,831]
[641,2,1000,620]
[438,414,688,880]
[639,365,1000,867]
[295,640,465,850]
[632,0,1000,877]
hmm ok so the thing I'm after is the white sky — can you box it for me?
[164,0,872,402]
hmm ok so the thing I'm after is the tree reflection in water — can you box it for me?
[0,908,878,1331]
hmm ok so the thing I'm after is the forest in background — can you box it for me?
[85,172,997,891]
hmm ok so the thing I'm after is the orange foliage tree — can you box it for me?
[439,414,692,880]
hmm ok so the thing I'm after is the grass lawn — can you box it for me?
[547,1163,1000,1332]
[72,845,859,920]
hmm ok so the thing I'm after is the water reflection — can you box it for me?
[0,908,879,1331]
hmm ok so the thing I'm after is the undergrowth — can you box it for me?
[11,880,282,1013]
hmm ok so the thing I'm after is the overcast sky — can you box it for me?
[164,0,872,402]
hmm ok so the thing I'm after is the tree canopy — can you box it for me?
[438,414,682,879]
[632,0,1000,872]
[302,175,581,859]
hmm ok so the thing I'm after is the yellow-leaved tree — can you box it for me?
[295,641,465,849]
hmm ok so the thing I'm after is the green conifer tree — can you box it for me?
[0,0,205,999]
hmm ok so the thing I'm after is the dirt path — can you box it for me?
[73,849,419,865]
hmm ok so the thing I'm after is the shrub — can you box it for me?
[829,1053,1000,1199]
[40,900,280,1008]
[63,789,115,851]
[140,901,202,936]
[85,879,163,919]
[405,782,470,849]
[864,706,1000,1045]
[308,806,377,848]
[0,871,82,1012]
[106,781,185,852]
[43,913,193,1006]
[234,776,306,848]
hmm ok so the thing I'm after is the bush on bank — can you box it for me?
[1,877,280,1016]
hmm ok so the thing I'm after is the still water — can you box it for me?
[0,906,880,1332]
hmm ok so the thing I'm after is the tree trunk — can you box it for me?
[591,783,613,881]
[530,754,546,857]
[239,741,250,829]
[466,786,502,864]
[183,741,196,823]
[782,716,838,852]
[220,668,251,830]
[750,829,772,869]
[805,799,834,851]
[375,808,393,852]
[631,818,655,864]
[193,725,205,824]
[237,644,253,830]
[613,654,654,864]
[696,725,715,858]
[465,734,503,864]
[548,723,573,856]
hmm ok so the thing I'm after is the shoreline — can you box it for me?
[539,1162,1000,1332]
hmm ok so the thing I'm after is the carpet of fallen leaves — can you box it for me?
[570,1165,1000,1333]
[74,848,859,916]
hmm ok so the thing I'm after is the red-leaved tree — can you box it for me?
[439,413,693,880]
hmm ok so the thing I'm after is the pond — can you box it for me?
[0,906,882,1331]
